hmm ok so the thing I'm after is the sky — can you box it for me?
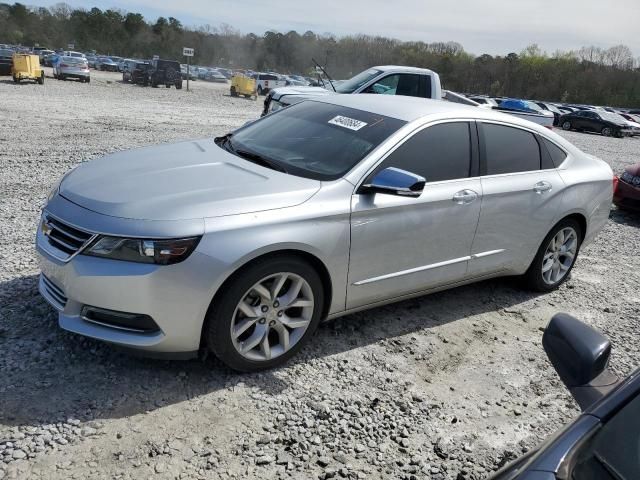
[33,0,640,56]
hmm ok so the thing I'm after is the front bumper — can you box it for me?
[35,203,220,356]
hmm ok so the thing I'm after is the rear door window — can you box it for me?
[482,123,541,175]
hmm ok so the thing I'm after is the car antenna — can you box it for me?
[312,57,336,93]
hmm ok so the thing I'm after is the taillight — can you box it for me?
[613,175,619,194]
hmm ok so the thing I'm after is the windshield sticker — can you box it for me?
[328,115,368,131]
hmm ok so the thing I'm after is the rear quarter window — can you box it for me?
[541,138,568,168]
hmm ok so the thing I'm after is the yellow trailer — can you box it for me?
[12,54,45,84]
[230,74,257,100]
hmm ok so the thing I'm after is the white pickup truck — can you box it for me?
[262,66,442,116]
[262,65,554,128]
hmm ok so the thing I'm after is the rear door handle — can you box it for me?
[533,181,553,194]
[452,189,478,205]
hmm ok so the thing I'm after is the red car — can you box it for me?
[614,162,640,211]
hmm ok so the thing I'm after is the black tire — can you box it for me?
[87,77,90,83]
[523,218,582,292]
[37,72,44,85]
[561,121,571,131]
[60,75,66,81]
[176,83,182,90]
[165,84,171,88]
[230,86,237,97]
[257,85,263,96]
[12,75,19,83]
[205,256,325,372]
[601,127,612,137]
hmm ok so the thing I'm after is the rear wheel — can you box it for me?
[176,82,182,90]
[37,72,44,85]
[601,127,612,137]
[257,85,263,96]
[205,256,324,372]
[562,121,572,131]
[230,86,237,97]
[523,218,582,292]
[13,75,19,83]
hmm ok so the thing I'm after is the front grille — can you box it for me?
[42,213,94,260]
[40,274,68,311]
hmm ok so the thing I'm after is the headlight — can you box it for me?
[269,100,286,113]
[84,236,200,265]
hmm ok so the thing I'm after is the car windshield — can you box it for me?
[221,101,406,180]
[335,68,382,93]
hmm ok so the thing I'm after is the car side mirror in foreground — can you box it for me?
[361,167,425,198]
[543,313,620,411]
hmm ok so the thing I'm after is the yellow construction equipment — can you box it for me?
[12,53,45,84]
[230,74,257,100]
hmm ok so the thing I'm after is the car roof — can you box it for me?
[374,65,437,75]
[309,94,541,125]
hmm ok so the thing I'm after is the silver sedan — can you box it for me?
[36,95,613,371]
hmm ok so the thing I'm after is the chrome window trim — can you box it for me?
[350,117,480,191]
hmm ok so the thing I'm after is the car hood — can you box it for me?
[60,139,321,221]
[271,86,335,102]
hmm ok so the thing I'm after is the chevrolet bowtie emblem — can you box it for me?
[42,219,52,237]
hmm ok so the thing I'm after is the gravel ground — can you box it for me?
[1,69,639,480]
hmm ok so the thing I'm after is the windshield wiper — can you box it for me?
[215,134,287,173]
[235,149,288,174]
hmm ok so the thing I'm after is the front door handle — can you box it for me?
[533,181,553,194]
[452,189,478,205]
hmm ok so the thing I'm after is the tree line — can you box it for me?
[2,2,640,107]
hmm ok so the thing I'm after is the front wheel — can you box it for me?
[523,219,582,292]
[205,256,324,372]
[601,127,612,137]
[561,121,572,131]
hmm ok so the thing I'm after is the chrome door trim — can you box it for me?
[353,255,470,286]
[329,268,509,320]
[353,249,506,286]
[471,249,505,259]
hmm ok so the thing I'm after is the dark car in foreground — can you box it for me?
[560,110,632,137]
[490,313,639,480]
[614,162,640,211]
[147,59,183,89]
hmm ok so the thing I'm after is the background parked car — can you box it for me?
[95,57,118,71]
[0,48,13,75]
[123,60,150,84]
[534,101,563,126]
[255,73,286,95]
[560,110,631,137]
[62,50,85,59]
[180,64,197,80]
[614,162,640,211]
[147,59,183,89]
[37,49,54,64]
[206,69,228,83]
[53,56,90,82]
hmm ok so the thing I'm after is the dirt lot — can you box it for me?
[1,68,639,480]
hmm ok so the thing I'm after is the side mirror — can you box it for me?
[361,167,425,198]
[542,313,620,411]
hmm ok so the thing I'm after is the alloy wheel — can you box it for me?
[562,121,571,130]
[541,227,578,285]
[602,127,612,137]
[230,272,314,362]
